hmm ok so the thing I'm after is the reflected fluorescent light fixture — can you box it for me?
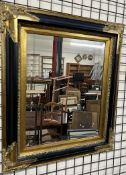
[71,42,105,48]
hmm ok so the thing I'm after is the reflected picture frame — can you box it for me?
[1,2,123,172]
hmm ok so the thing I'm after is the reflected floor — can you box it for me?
[26,129,98,147]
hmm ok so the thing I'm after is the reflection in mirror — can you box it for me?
[26,34,105,147]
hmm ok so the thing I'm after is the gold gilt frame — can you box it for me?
[0,2,123,172]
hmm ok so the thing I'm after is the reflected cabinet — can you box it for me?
[1,2,123,172]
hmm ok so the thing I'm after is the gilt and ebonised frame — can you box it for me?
[0,2,123,172]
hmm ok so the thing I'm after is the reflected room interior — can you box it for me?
[26,34,105,147]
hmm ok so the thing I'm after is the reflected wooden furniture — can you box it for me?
[86,100,100,113]
[27,54,42,77]
[52,76,72,101]
[27,78,52,104]
[27,55,64,79]
[66,63,102,94]
[25,102,65,145]
[84,91,101,101]
[66,63,94,98]
[66,88,81,103]
[41,56,64,78]
[26,104,39,146]
[40,102,64,143]
[66,63,93,77]
[71,111,98,130]
[67,111,98,139]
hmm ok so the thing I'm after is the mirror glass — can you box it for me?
[26,33,105,147]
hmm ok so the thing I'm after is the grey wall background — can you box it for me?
[1,0,126,174]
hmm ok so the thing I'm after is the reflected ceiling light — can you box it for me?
[70,42,105,48]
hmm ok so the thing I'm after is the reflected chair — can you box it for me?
[39,102,65,143]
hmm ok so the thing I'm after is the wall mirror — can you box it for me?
[1,2,123,172]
